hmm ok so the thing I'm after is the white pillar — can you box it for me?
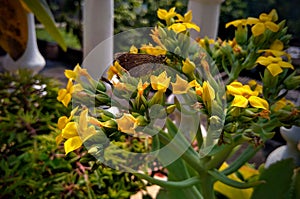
[188,0,224,40]
[82,0,114,80]
[3,13,46,74]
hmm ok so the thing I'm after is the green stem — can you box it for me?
[208,169,265,189]
[199,171,216,199]
[158,132,204,172]
[133,173,202,189]
[222,145,261,176]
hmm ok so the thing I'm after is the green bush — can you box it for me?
[0,70,148,198]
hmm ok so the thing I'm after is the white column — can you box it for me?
[188,0,224,40]
[82,0,114,80]
[3,13,46,74]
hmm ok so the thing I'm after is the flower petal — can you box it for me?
[64,136,82,155]
[267,63,283,76]
[171,75,191,94]
[62,122,78,138]
[232,95,249,108]
[265,21,279,32]
[251,23,265,36]
[248,96,269,110]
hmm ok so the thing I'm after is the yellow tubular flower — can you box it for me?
[182,58,196,75]
[140,44,166,56]
[150,71,170,93]
[171,75,192,94]
[137,79,149,96]
[227,82,269,110]
[189,80,203,96]
[107,61,126,80]
[247,9,279,36]
[64,64,89,80]
[116,113,138,135]
[61,109,97,155]
[258,40,291,60]
[129,45,138,54]
[57,79,83,107]
[173,10,200,32]
[256,56,294,76]
[157,7,177,24]
[225,19,248,28]
[202,81,215,104]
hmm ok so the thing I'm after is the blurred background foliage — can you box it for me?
[0,70,148,198]
[40,0,300,50]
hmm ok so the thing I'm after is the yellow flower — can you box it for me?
[272,98,294,112]
[56,107,79,145]
[227,82,269,110]
[258,40,291,60]
[226,10,279,37]
[169,22,200,33]
[248,80,263,94]
[171,75,192,94]
[182,58,196,75]
[171,10,200,32]
[247,9,279,36]
[129,45,138,54]
[57,79,83,107]
[61,109,96,155]
[157,7,177,24]
[140,44,166,56]
[202,81,215,106]
[256,56,294,76]
[57,107,79,130]
[214,162,259,199]
[116,113,138,135]
[226,19,248,28]
[137,79,149,95]
[150,71,171,93]
[107,61,126,80]
[189,80,203,96]
[65,64,89,80]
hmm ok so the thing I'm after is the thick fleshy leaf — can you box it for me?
[251,23,265,36]
[232,95,248,108]
[248,96,269,110]
[64,136,82,155]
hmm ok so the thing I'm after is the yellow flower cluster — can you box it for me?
[157,7,200,33]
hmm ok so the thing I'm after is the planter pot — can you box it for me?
[3,13,45,74]
[265,126,300,167]
[188,0,224,40]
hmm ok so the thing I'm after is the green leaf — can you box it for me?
[251,159,295,199]
[22,0,67,51]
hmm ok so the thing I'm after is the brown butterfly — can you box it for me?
[114,53,166,70]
